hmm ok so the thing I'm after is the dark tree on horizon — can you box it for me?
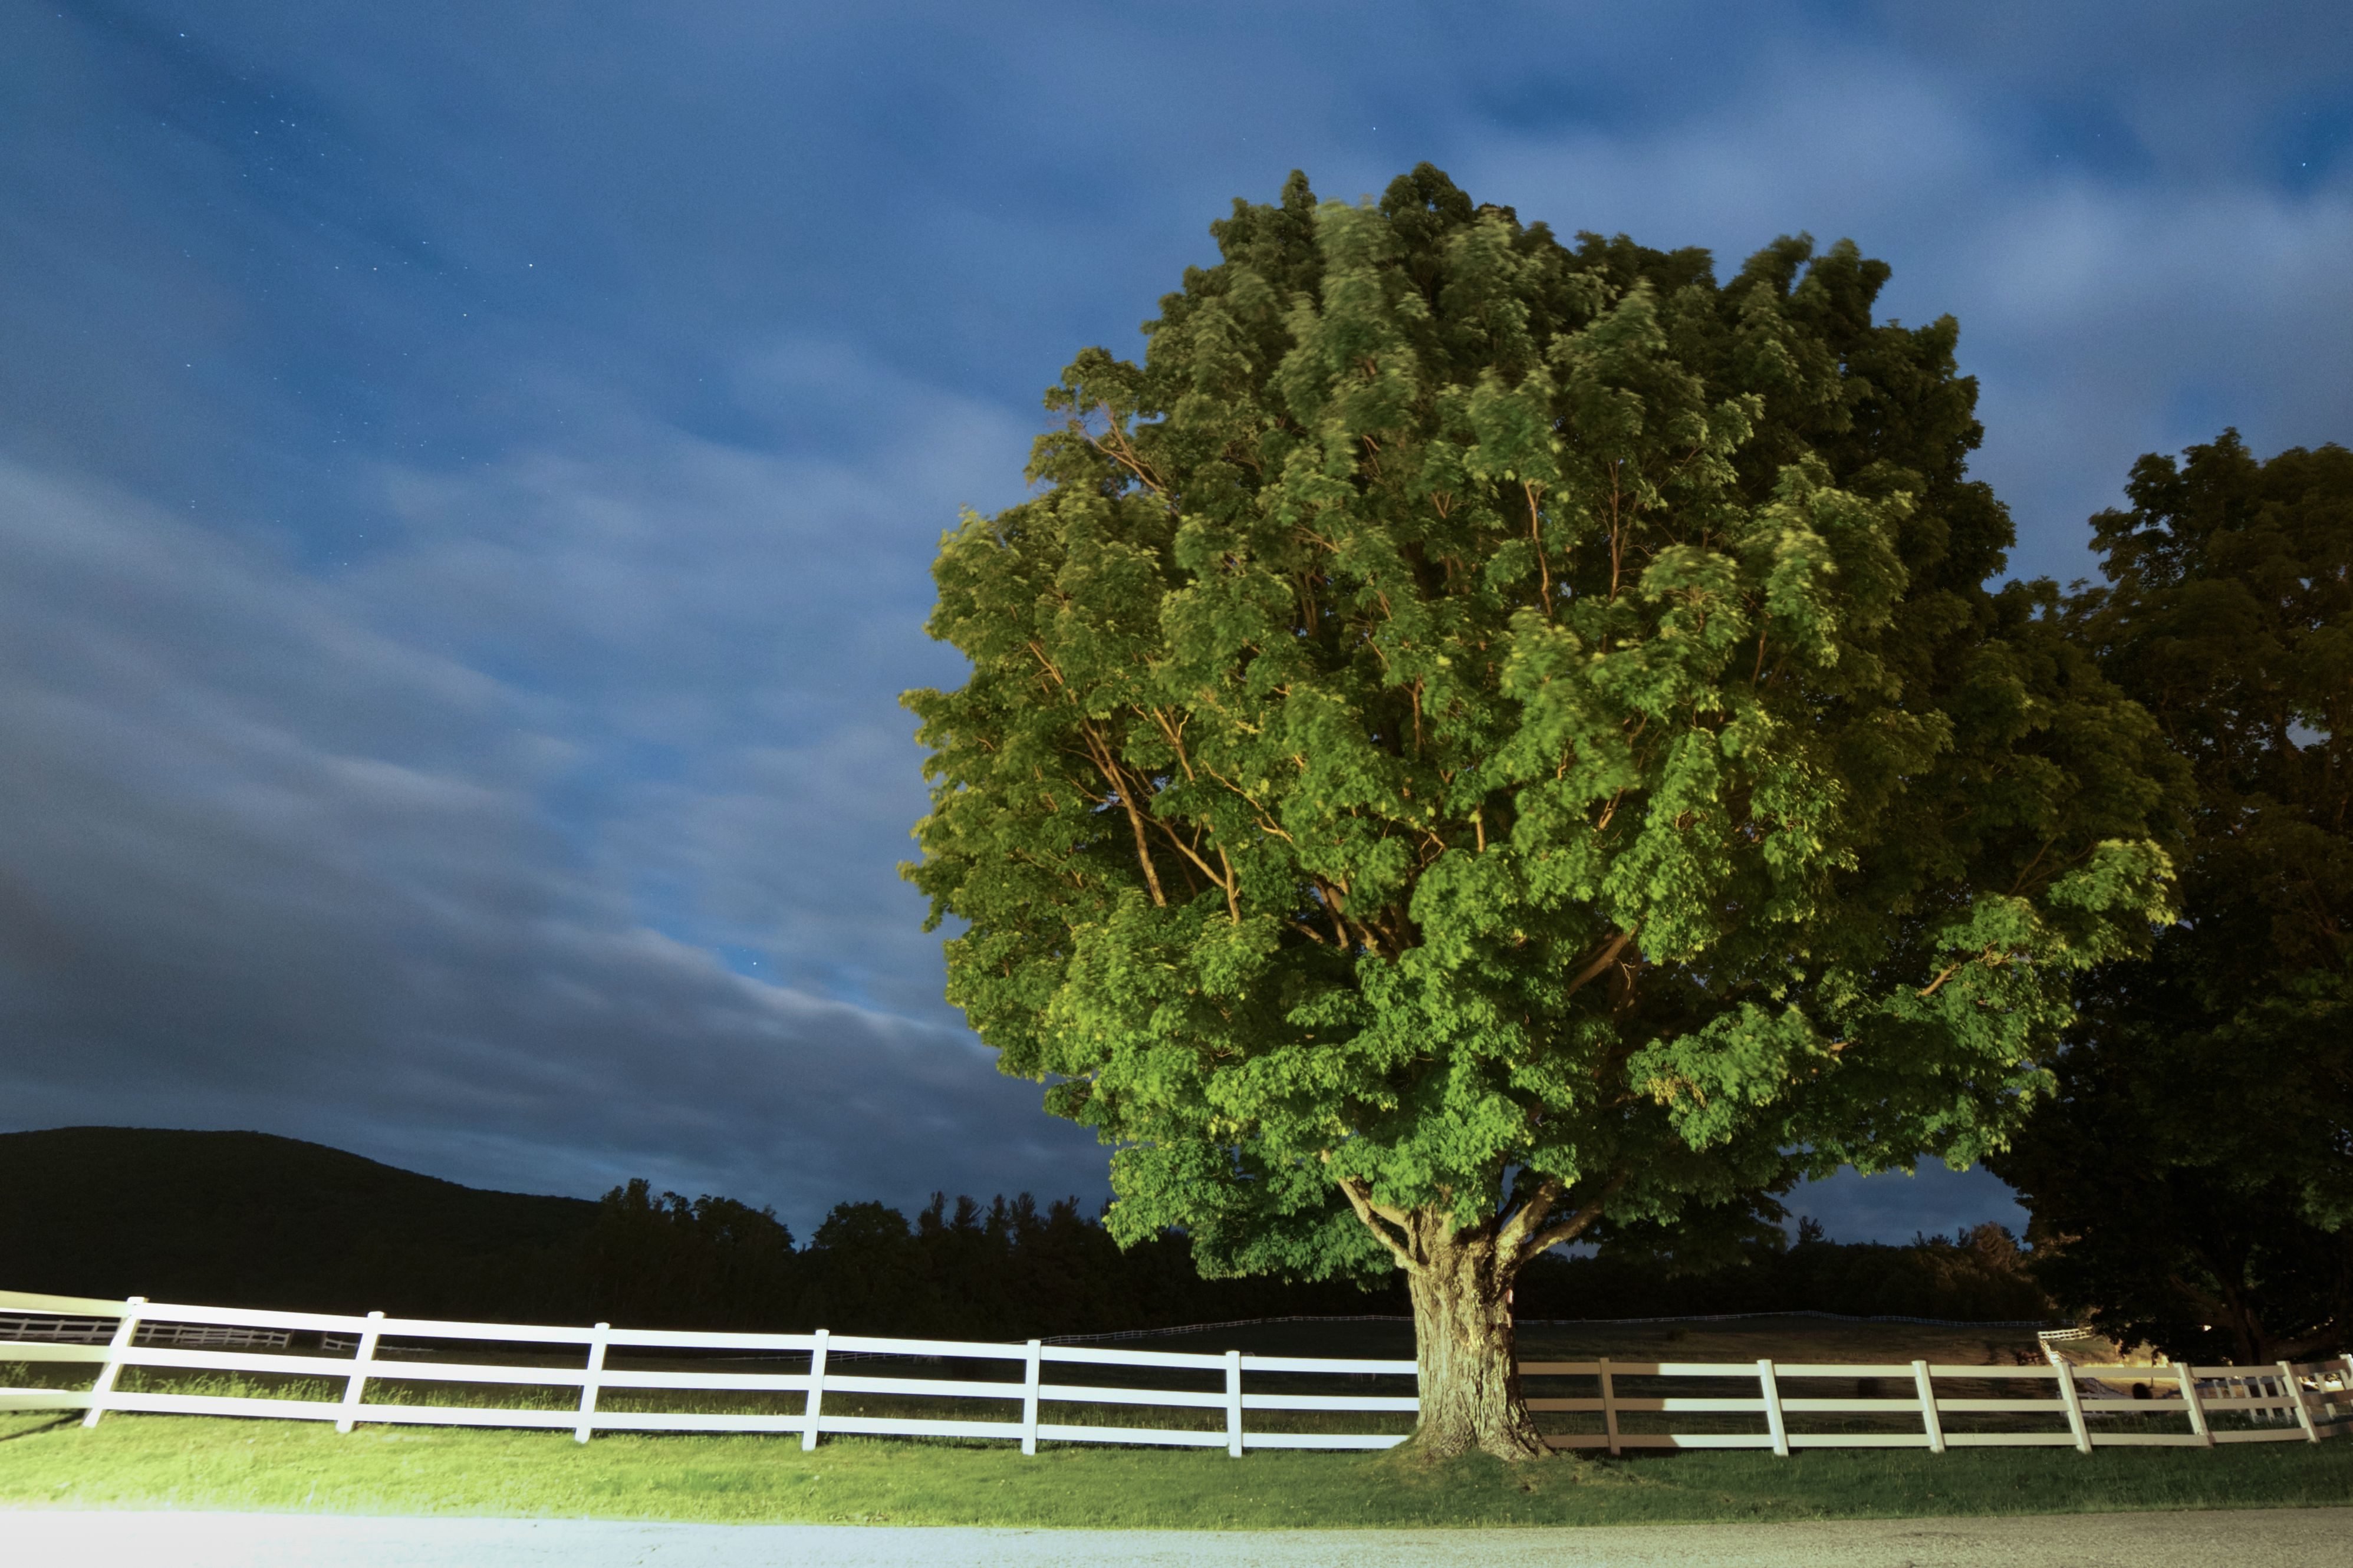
[1993,431,2353,1363]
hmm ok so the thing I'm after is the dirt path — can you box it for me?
[5,1507,2347,1566]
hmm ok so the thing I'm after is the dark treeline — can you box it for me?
[1516,1221,2049,1326]
[583,1180,1397,1335]
[583,1179,2051,1336]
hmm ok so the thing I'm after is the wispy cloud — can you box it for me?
[0,456,1102,1225]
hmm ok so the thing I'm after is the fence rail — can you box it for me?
[4,1288,2347,1457]
[1521,1355,2352,1453]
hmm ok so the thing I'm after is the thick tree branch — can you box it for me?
[1916,961,1964,999]
[2006,839,2056,897]
[1150,813,1228,892]
[1312,878,1351,948]
[1147,707,1197,780]
[1492,1176,1562,1260]
[1514,1175,1626,1267]
[1203,765,1298,845]
[1124,801,1241,923]
[1564,928,1637,999]
[1336,1176,1419,1271]
[1526,480,1551,616]
[1079,413,1170,498]
[1916,946,1998,1000]
[1078,724,1167,907]
[1322,897,1349,948]
[1025,640,1067,688]
[1518,1202,1610,1266]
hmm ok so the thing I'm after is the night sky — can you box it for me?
[4,2,2348,1241]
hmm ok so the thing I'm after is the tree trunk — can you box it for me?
[1404,1224,1547,1460]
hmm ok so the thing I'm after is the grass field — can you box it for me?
[2,1409,2349,1529]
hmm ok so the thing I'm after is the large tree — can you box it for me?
[906,167,2177,1457]
[1991,431,2353,1363]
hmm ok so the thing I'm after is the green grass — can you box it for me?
[2,1410,2348,1529]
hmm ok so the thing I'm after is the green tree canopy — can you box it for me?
[1992,431,2353,1362]
[906,165,2178,1455]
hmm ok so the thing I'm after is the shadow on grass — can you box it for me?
[0,1417,75,1444]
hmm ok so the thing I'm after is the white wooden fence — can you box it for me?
[4,1287,2348,1455]
[1523,1355,2352,1452]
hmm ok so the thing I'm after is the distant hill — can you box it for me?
[0,1126,597,1319]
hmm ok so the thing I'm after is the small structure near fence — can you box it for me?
[3,1287,2348,1455]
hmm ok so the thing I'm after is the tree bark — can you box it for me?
[1403,1224,1547,1460]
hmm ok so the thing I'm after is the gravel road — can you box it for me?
[6,1507,2348,1566]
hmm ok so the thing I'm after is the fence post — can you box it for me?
[2176,1362,2212,1446]
[1757,1359,1789,1457]
[2278,1361,2321,1444]
[2053,1360,2092,1453]
[1020,1339,1042,1457]
[336,1311,384,1434]
[1911,1359,1944,1454]
[80,1296,145,1429]
[573,1322,609,1445]
[801,1329,830,1452]
[1598,1357,1620,1456]
[1224,1349,1243,1458]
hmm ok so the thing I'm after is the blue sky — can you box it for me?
[2,1,2348,1241]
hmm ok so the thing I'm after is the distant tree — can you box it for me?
[1992,432,2353,1362]
[795,1200,924,1332]
[584,1179,797,1329]
[906,165,2178,1455]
